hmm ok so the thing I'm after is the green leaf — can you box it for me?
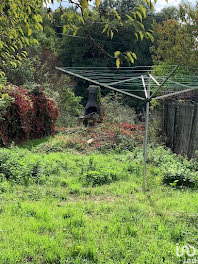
[146,32,154,42]
[102,24,109,33]
[10,46,15,52]
[132,53,137,59]
[32,39,39,45]
[116,58,120,68]
[126,52,134,63]
[126,15,134,22]
[18,39,23,49]
[136,21,145,30]
[63,25,67,34]
[33,14,43,23]
[36,23,43,31]
[72,25,78,36]
[10,61,18,68]
[136,11,142,22]
[139,31,144,40]
[114,51,121,57]
[170,183,176,186]
[110,30,114,39]
[21,51,27,57]
[80,0,88,10]
[113,9,123,26]
[142,0,154,12]
[138,5,147,19]
[131,11,136,19]
[27,6,31,15]
[17,55,22,61]
[96,0,101,8]
[78,16,85,24]
[26,24,32,36]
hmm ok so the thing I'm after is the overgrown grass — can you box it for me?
[0,137,198,263]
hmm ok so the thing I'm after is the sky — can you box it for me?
[49,0,197,12]
[154,0,197,12]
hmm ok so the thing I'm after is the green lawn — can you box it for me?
[0,140,197,263]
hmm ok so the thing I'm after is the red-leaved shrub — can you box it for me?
[28,89,58,139]
[0,85,58,146]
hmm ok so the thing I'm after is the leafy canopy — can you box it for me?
[0,0,51,78]
[151,2,198,68]
[0,0,167,77]
[56,0,167,66]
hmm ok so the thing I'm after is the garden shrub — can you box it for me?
[0,84,58,145]
[101,93,136,125]
[33,75,83,127]
[0,85,34,145]
[163,169,198,189]
[146,146,198,189]
[28,87,58,138]
[56,84,82,127]
[34,141,66,153]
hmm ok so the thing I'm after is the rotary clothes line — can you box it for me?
[56,65,198,192]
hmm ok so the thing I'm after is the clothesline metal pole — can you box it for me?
[55,67,145,101]
[143,76,150,192]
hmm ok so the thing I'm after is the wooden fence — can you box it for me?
[163,102,198,158]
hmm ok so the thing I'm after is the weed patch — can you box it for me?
[0,138,197,263]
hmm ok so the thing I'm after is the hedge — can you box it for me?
[0,84,58,145]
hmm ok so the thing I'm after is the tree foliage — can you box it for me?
[0,0,173,127]
[151,2,198,68]
[0,0,49,77]
[55,0,160,66]
[0,0,166,74]
[56,1,157,68]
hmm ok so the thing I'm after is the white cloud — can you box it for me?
[154,0,180,12]
[154,0,197,12]
[49,0,197,12]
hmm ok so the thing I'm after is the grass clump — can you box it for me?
[81,157,124,187]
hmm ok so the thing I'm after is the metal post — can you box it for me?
[143,76,150,192]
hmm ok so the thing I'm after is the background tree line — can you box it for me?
[0,0,197,128]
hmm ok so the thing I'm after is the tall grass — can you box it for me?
[0,141,197,263]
